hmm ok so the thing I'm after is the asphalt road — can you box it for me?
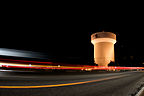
[0,71,144,96]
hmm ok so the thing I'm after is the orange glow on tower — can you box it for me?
[91,32,116,67]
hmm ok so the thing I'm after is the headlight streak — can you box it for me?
[0,62,144,70]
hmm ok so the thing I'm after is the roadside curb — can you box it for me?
[135,87,144,96]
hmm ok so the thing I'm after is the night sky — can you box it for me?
[1,10,144,66]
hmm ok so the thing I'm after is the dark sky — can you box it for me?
[1,10,144,65]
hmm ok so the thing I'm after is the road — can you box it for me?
[0,71,144,96]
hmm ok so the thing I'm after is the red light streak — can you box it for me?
[0,58,144,70]
[0,58,53,64]
[1,65,144,70]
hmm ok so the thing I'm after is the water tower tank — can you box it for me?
[91,32,116,67]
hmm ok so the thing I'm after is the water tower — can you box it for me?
[91,32,116,67]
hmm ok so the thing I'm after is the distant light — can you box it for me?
[0,48,29,57]
[0,69,13,72]
[0,48,45,59]
[58,65,60,67]
[85,69,92,71]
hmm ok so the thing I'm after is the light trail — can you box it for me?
[0,58,144,71]
[0,62,144,70]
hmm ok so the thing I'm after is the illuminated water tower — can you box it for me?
[91,32,116,67]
